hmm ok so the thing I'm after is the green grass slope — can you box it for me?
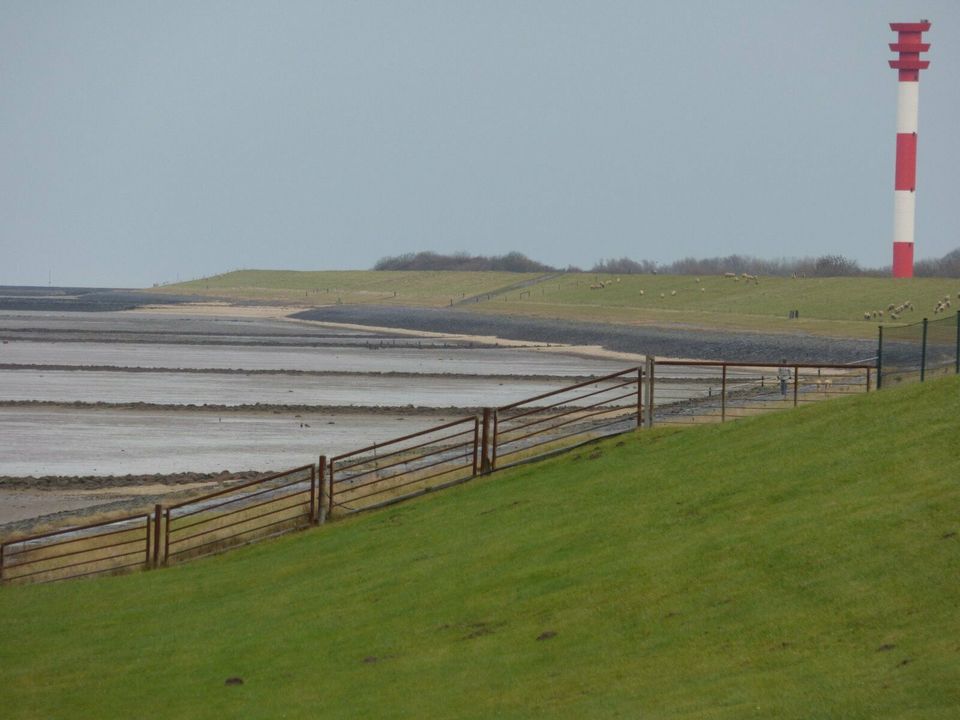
[160,269,547,307]
[474,274,960,339]
[2,377,959,719]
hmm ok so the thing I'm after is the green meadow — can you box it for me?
[478,273,960,339]
[161,269,545,307]
[3,376,958,719]
[160,269,960,339]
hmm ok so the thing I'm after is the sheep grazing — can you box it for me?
[890,313,900,320]
[695,277,701,283]
[589,284,603,290]
[639,290,645,296]
[724,272,736,278]
[864,312,871,320]
[887,304,895,312]
[701,287,706,293]
[670,290,677,296]
[660,293,665,298]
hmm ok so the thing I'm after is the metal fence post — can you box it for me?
[317,456,327,525]
[144,513,152,569]
[644,356,655,429]
[865,367,871,392]
[920,318,929,382]
[793,366,799,407]
[471,417,480,476]
[721,365,727,422]
[309,464,317,525]
[152,504,162,568]
[327,458,335,518]
[636,367,643,427]
[877,325,884,389]
[956,311,959,374]
[491,410,499,470]
[480,408,492,473]
[163,508,171,566]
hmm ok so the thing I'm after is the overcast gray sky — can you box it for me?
[2,1,957,287]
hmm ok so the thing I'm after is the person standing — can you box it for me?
[778,359,791,397]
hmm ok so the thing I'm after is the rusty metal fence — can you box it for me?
[328,416,479,516]
[0,513,151,585]
[163,464,316,565]
[2,355,895,586]
[492,368,642,469]
[650,361,872,425]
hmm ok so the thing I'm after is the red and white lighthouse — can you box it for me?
[888,21,931,279]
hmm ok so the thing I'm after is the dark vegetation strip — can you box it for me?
[294,305,878,363]
[0,364,594,383]
[0,400,480,415]
[0,335,496,349]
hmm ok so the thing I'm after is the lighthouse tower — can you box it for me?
[888,21,931,279]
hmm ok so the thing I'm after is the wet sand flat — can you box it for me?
[0,340,630,376]
[0,369,590,408]
[0,407,443,477]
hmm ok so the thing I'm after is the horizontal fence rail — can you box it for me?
[493,367,642,469]
[329,416,479,515]
[0,513,150,585]
[652,361,871,425]
[163,464,316,565]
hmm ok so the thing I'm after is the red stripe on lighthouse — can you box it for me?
[894,133,917,190]
[893,242,914,278]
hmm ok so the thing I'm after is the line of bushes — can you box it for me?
[373,248,960,278]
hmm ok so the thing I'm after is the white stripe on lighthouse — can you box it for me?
[896,81,919,133]
[893,190,915,245]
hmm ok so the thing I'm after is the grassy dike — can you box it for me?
[160,269,960,339]
[2,377,959,719]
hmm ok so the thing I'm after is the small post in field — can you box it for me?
[721,364,727,422]
[644,356,655,429]
[309,463,317,525]
[920,318,928,382]
[317,456,327,525]
[480,408,492,473]
[636,367,642,427]
[153,504,162,568]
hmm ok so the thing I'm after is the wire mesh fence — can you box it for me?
[878,312,959,387]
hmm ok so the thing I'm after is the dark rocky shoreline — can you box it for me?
[294,305,878,365]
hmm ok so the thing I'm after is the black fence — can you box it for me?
[878,311,960,387]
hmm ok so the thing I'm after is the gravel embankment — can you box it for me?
[294,306,878,365]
